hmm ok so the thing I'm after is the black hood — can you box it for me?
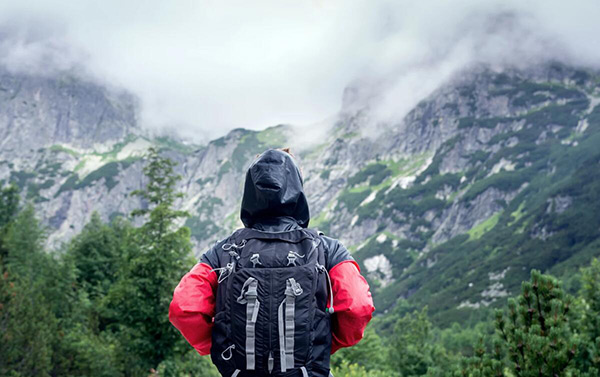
[240,149,310,229]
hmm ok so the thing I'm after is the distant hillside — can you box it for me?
[1,63,599,324]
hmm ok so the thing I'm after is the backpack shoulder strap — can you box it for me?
[306,228,328,266]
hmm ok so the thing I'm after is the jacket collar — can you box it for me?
[249,216,302,232]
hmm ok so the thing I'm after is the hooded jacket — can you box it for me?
[169,149,374,358]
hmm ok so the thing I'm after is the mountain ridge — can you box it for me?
[2,62,599,323]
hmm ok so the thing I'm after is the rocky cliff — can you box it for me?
[2,63,599,323]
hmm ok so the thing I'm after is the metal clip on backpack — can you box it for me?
[210,228,334,377]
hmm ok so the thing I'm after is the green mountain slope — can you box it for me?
[312,66,600,324]
[1,64,599,325]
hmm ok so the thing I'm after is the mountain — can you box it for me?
[1,63,599,324]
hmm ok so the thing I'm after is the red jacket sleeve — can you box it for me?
[169,262,218,355]
[329,260,375,354]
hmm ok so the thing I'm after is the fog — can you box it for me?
[0,0,598,141]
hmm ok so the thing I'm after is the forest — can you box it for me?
[1,148,599,377]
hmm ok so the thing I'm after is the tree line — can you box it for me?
[332,262,600,377]
[1,148,219,376]
[1,148,599,376]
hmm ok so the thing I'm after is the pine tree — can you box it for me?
[0,205,57,377]
[458,269,599,377]
[453,338,503,377]
[105,147,194,374]
[49,214,126,377]
[495,270,580,376]
[581,259,600,343]
[579,259,600,371]
[66,212,130,299]
[388,307,449,377]
[0,184,19,261]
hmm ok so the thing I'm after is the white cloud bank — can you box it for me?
[0,0,598,141]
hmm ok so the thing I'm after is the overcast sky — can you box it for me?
[0,0,598,141]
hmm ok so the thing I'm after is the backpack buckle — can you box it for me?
[250,253,262,268]
[286,251,305,266]
[222,239,247,251]
[286,278,303,297]
[237,277,259,304]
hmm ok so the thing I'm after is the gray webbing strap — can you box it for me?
[231,370,240,377]
[278,299,287,372]
[285,278,300,367]
[301,366,309,377]
[245,282,259,370]
[279,278,303,372]
[237,278,260,370]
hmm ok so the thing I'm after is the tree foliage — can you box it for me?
[0,205,56,376]
[0,149,213,377]
[103,147,195,373]
[1,148,599,377]
[455,269,600,377]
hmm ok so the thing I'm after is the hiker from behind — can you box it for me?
[169,148,375,377]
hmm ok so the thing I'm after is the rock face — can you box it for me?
[0,68,139,155]
[2,63,600,323]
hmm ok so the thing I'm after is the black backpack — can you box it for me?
[210,227,334,377]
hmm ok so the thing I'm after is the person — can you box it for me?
[169,148,374,377]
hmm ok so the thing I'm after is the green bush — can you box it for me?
[462,169,529,203]
[524,99,589,129]
[337,189,371,212]
[347,163,387,186]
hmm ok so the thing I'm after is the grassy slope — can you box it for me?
[375,99,600,326]
[310,72,600,327]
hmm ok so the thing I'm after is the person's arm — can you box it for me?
[323,237,375,354]
[169,247,220,355]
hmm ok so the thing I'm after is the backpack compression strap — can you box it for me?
[278,277,303,372]
[237,277,260,370]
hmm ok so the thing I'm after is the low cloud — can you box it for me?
[340,1,600,126]
[0,0,598,142]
